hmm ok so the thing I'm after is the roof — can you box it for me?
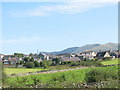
[96,52,107,57]
[61,57,81,61]
[38,53,46,56]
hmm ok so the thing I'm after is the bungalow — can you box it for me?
[48,54,60,60]
[61,57,81,62]
[2,55,19,65]
[109,52,118,59]
[76,51,96,60]
[37,53,49,60]
[79,51,96,57]
[95,51,111,59]
[0,54,4,59]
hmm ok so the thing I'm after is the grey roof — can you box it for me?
[61,57,81,61]
[96,52,107,57]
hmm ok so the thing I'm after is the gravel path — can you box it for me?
[8,67,88,77]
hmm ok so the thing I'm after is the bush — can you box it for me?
[34,61,40,67]
[52,58,61,65]
[85,69,117,83]
[29,57,34,62]
[78,61,103,67]
[26,62,35,68]
[103,57,112,60]
[70,62,78,66]
[20,61,24,65]
[40,61,48,69]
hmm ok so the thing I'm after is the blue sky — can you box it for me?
[2,1,118,54]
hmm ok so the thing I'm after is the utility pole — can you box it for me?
[37,49,39,55]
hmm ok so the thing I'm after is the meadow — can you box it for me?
[4,66,118,88]
[4,68,48,75]
[101,59,118,65]
[3,59,119,88]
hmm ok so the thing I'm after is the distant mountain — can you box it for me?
[89,43,118,51]
[42,43,119,55]
[43,47,79,55]
[73,44,101,53]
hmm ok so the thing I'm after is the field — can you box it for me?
[4,66,118,88]
[101,59,119,65]
[3,59,119,88]
[4,68,48,75]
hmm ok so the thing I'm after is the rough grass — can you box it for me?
[101,59,119,65]
[4,66,118,88]
[4,68,48,75]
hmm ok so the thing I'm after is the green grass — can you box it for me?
[101,59,119,65]
[4,68,48,75]
[4,66,118,88]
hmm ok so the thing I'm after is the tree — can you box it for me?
[14,53,24,58]
[26,62,35,68]
[15,62,19,68]
[40,61,48,69]
[52,58,61,65]
[34,61,40,67]
[20,60,24,65]
[23,57,29,63]
[29,53,33,57]
[29,57,34,62]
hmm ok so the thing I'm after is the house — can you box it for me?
[2,55,19,65]
[109,52,118,59]
[61,57,81,62]
[95,51,111,59]
[37,53,49,60]
[114,50,120,58]
[48,54,60,60]
[76,51,96,60]
[0,54,4,59]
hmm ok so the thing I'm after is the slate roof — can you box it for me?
[61,57,81,61]
[96,52,106,57]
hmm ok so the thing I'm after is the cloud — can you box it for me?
[10,0,118,17]
[2,37,42,44]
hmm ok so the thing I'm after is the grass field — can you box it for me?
[4,68,48,75]
[101,59,119,65]
[4,66,118,88]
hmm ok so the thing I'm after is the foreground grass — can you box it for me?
[4,66,118,88]
[4,68,48,75]
[101,59,119,65]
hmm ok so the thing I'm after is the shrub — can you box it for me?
[29,57,34,62]
[103,57,112,60]
[34,61,40,67]
[78,61,103,67]
[26,62,35,68]
[70,62,78,66]
[20,60,24,65]
[40,61,48,69]
[85,69,117,83]
[52,58,61,65]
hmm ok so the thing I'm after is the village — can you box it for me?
[1,50,120,68]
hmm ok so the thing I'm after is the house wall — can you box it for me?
[91,52,96,57]
[104,52,111,57]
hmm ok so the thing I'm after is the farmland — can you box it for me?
[101,59,118,65]
[2,59,119,88]
[4,68,48,76]
[4,65,118,88]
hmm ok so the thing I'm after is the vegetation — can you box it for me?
[4,66,118,88]
[85,69,118,83]
[4,68,48,75]
[3,57,119,88]
[26,62,35,68]
[101,59,118,65]
[34,61,40,67]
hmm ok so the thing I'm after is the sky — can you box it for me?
[1,0,118,54]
